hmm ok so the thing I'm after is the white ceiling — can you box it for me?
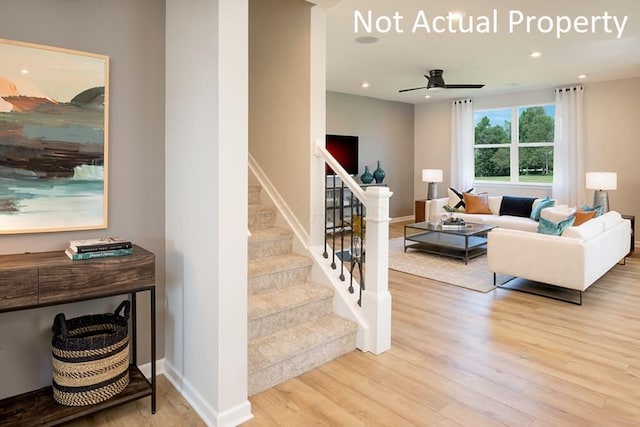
[326,0,640,104]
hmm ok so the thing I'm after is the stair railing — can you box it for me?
[314,141,392,354]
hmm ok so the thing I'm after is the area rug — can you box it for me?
[388,237,512,293]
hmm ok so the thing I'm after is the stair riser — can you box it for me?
[248,332,357,396]
[248,237,292,260]
[249,266,310,294]
[249,210,276,230]
[249,297,333,341]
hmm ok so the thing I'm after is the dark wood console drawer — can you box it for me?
[38,248,155,303]
[0,267,38,310]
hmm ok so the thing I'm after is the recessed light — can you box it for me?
[578,74,587,79]
[361,82,370,88]
[355,36,378,44]
[21,69,29,74]
[529,51,542,58]
[424,95,431,99]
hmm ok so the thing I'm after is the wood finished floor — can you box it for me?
[67,221,640,426]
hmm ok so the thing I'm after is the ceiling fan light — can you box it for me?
[427,86,443,92]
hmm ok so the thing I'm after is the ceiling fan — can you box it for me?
[399,69,485,93]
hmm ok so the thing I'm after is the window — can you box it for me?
[474,104,555,184]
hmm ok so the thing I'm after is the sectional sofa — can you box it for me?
[425,195,544,232]
[488,211,631,303]
[424,194,631,304]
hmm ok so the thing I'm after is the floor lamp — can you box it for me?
[586,172,617,213]
[422,169,443,200]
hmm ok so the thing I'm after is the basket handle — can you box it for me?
[114,300,131,321]
[52,313,69,337]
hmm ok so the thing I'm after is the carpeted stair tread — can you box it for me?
[248,226,292,245]
[248,253,311,279]
[248,204,276,217]
[248,184,262,205]
[248,226,293,260]
[248,282,333,320]
[248,204,277,229]
[248,314,358,373]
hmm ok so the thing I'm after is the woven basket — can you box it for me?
[51,300,130,406]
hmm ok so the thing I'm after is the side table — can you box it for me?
[622,214,635,254]
[415,199,427,223]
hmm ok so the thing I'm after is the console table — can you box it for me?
[0,245,156,426]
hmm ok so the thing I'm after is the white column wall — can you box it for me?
[165,1,250,426]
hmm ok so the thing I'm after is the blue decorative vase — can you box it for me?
[360,166,374,184]
[373,160,385,183]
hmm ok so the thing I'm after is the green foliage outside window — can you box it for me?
[474,105,555,183]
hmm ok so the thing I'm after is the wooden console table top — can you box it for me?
[0,245,155,313]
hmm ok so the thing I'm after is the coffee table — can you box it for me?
[404,221,497,264]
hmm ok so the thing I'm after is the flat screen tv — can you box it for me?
[326,134,358,176]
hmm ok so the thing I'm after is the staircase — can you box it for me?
[247,184,358,395]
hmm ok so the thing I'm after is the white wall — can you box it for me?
[0,0,165,399]
[326,91,415,218]
[165,0,251,425]
[414,80,640,226]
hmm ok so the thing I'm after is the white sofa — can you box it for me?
[425,196,541,232]
[487,211,631,302]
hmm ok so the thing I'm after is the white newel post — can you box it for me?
[363,186,393,354]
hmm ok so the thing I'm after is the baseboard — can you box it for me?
[162,359,253,427]
[391,215,414,223]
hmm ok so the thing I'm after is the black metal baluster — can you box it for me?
[348,189,355,293]
[323,172,328,259]
[330,174,337,269]
[338,180,346,281]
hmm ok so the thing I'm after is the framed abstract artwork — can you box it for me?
[0,39,109,234]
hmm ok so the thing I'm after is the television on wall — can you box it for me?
[326,134,358,176]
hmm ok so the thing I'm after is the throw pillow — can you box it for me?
[448,187,473,211]
[499,195,536,218]
[581,204,603,216]
[530,196,555,221]
[573,209,597,226]
[463,192,492,214]
[537,215,576,236]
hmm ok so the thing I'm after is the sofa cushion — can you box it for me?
[483,215,539,232]
[540,205,576,222]
[530,197,555,221]
[600,211,622,230]
[463,192,492,214]
[448,187,473,211]
[573,210,597,226]
[488,196,502,215]
[537,215,575,236]
[500,195,536,217]
[562,216,604,241]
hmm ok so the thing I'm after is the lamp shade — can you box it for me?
[586,172,617,190]
[422,169,443,183]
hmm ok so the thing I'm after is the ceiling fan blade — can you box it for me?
[443,84,485,89]
[399,86,429,93]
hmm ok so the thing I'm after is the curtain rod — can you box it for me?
[555,86,583,92]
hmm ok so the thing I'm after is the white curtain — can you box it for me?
[552,86,584,206]
[450,99,475,190]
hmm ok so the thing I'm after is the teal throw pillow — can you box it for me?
[536,215,576,236]
[530,197,555,221]
[581,204,603,216]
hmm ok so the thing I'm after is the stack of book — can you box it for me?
[65,237,133,260]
